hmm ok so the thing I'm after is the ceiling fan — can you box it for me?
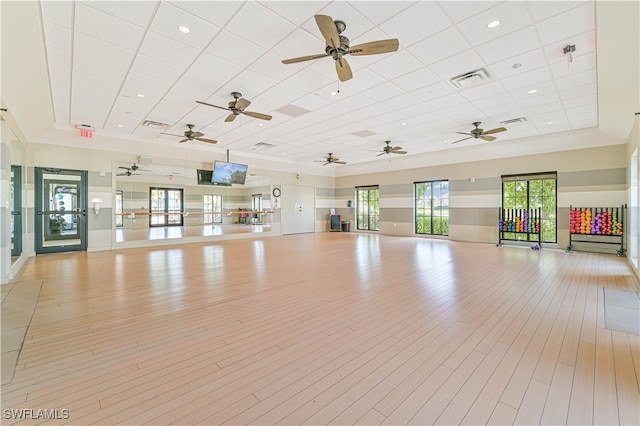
[281,15,399,82]
[161,124,217,144]
[315,153,347,165]
[117,163,150,176]
[196,92,272,122]
[452,122,507,144]
[375,141,407,156]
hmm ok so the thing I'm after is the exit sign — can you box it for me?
[80,129,93,138]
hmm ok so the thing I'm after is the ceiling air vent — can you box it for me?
[142,120,169,129]
[449,68,491,89]
[499,117,528,126]
[253,142,275,150]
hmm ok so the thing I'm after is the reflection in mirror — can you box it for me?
[10,130,25,259]
[115,161,271,244]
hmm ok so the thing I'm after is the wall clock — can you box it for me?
[272,188,281,197]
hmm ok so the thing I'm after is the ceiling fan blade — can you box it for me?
[191,131,204,138]
[225,113,237,122]
[196,100,230,111]
[392,151,407,154]
[235,98,251,111]
[390,146,403,151]
[482,127,507,135]
[335,58,353,82]
[160,132,185,138]
[118,166,130,170]
[376,152,386,157]
[348,39,399,56]
[479,135,497,142]
[178,138,189,143]
[323,162,330,166]
[116,173,127,176]
[315,14,340,49]
[334,161,347,164]
[242,111,273,121]
[195,137,217,144]
[456,132,473,136]
[282,53,329,64]
[452,137,472,144]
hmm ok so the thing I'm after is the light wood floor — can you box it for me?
[2,233,639,425]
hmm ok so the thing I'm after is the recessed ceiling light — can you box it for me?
[329,141,333,144]
[178,25,191,34]
[117,124,124,128]
[527,89,537,94]
[487,20,501,29]
[258,123,263,127]
[136,93,145,98]
[547,121,554,124]
[512,63,522,69]
[402,122,407,126]
[330,91,337,96]
[281,152,286,156]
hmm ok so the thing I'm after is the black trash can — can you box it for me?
[341,221,350,232]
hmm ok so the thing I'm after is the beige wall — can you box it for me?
[336,144,629,248]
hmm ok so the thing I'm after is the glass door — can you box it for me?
[149,187,183,227]
[35,168,88,254]
[11,165,22,257]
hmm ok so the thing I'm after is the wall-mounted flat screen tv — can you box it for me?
[196,169,215,186]
[212,161,248,185]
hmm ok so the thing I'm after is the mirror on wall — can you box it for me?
[10,130,25,259]
[114,161,272,244]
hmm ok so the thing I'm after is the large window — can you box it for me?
[149,188,183,226]
[502,172,557,243]
[415,180,449,235]
[356,186,379,231]
[204,194,222,224]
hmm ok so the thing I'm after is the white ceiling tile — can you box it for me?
[379,2,452,46]
[392,68,440,92]
[280,68,333,93]
[476,26,540,64]
[562,94,597,109]
[43,22,72,52]
[559,83,597,100]
[252,52,301,82]
[459,80,506,101]
[75,3,145,51]
[314,3,373,40]
[550,52,596,78]
[177,70,224,95]
[271,27,324,60]
[428,49,486,81]
[471,92,515,110]
[333,67,386,93]
[53,102,70,124]
[46,46,72,70]
[226,68,280,97]
[73,33,135,68]
[139,31,200,67]
[189,53,244,84]
[428,93,468,109]
[350,1,415,25]
[412,81,456,102]
[73,53,128,85]
[410,26,471,67]
[79,1,157,28]
[370,50,423,80]
[261,2,328,25]
[149,2,220,50]
[500,66,552,91]
[205,30,267,68]
[261,82,309,103]
[439,1,500,24]
[457,1,533,47]
[41,0,73,28]
[131,54,185,83]
[555,69,596,91]
[535,2,595,46]
[122,71,173,100]
[226,2,297,51]
[527,1,591,23]
[170,1,243,27]
[488,49,547,79]
[360,81,403,102]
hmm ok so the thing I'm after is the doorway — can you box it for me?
[35,167,88,254]
[281,184,315,234]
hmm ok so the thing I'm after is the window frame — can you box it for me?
[414,179,449,236]
[356,186,380,231]
[149,187,184,227]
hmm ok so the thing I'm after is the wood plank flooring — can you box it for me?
[1,233,639,425]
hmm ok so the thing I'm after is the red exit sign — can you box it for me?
[80,129,93,138]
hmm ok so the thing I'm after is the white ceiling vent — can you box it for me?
[142,120,169,129]
[499,117,528,126]
[449,68,491,89]
[253,142,275,149]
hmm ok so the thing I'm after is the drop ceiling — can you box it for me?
[19,1,615,166]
